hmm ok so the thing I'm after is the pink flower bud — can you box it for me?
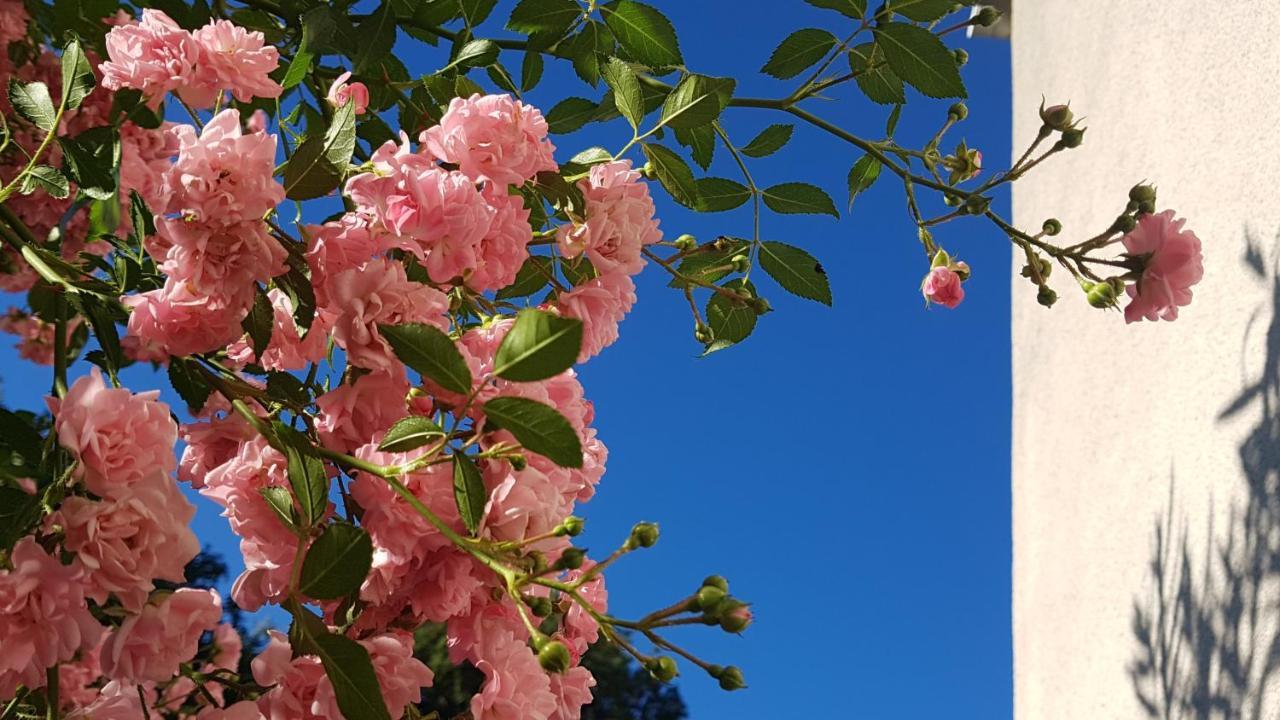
[326,71,369,115]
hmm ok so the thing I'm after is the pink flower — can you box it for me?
[163,108,284,224]
[555,273,636,361]
[99,9,197,108]
[50,369,177,500]
[421,93,558,187]
[556,160,662,276]
[0,0,28,48]
[921,266,965,308]
[188,20,282,106]
[468,624,557,720]
[53,475,200,612]
[324,257,450,372]
[315,371,411,454]
[197,702,266,720]
[227,289,332,371]
[0,308,78,365]
[0,538,103,698]
[100,588,222,683]
[548,666,597,720]
[468,187,533,292]
[122,282,252,358]
[118,122,180,210]
[150,217,286,305]
[326,71,369,115]
[305,214,382,306]
[65,681,146,720]
[1121,209,1205,323]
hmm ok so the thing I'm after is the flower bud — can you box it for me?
[646,656,679,683]
[557,516,585,537]
[1037,285,1058,308]
[674,233,697,251]
[1019,256,1052,281]
[1084,281,1117,309]
[730,254,750,273]
[1107,277,1126,296]
[948,102,968,122]
[1128,183,1157,205]
[628,522,659,549]
[528,596,554,618]
[509,454,527,471]
[713,665,747,691]
[975,5,1001,26]
[537,640,572,674]
[639,162,657,180]
[1057,127,1086,149]
[1137,199,1155,215]
[719,601,753,633]
[1042,218,1062,236]
[529,552,549,575]
[696,584,727,611]
[952,49,969,67]
[1038,102,1074,132]
[942,141,982,184]
[554,547,586,571]
[702,575,730,592]
[694,323,712,344]
[964,194,991,215]
[931,249,951,269]
[1111,214,1137,234]
[750,297,772,315]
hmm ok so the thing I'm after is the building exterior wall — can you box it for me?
[1012,3,1280,718]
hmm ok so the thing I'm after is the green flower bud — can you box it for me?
[1111,214,1137,233]
[1108,277,1126,296]
[696,584,727,611]
[554,547,586,571]
[948,102,968,121]
[646,656,679,683]
[557,516,585,537]
[529,552,549,575]
[1128,183,1157,205]
[702,575,730,592]
[750,297,772,316]
[1038,102,1074,133]
[639,162,657,180]
[537,640,572,674]
[1057,127,1086,149]
[718,601,753,633]
[964,194,991,215]
[674,233,697,251]
[694,323,712,344]
[1042,219,1062,236]
[714,665,747,691]
[628,522,659,549]
[1084,281,1117,309]
[952,49,969,67]
[1137,199,1155,215]
[975,5,1001,26]
[509,454,527,471]
[528,596,554,618]
[1037,285,1058,308]
[730,254,750,273]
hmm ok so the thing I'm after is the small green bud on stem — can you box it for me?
[537,640,572,674]
[1042,218,1062,236]
[948,102,968,121]
[554,547,586,571]
[1037,285,1059,308]
[627,522,659,549]
[674,233,697,251]
[646,656,679,683]
[556,516,585,537]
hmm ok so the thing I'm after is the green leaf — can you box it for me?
[885,103,903,136]
[76,295,122,376]
[668,238,750,288]
[508,0,582,37]
[873,22,966,99]
[129,190,155,240]
[353,3,396,74]
[761,182,838,217]
[283,99,357,200]
[267,371,311,408]
[259,487,299,532]
[380,323,473,394]
[279,425,328,528]
[496,256,554,300]
[759,241,832,305]
[458,0,499,27]
[601,0,683,69]
[761,29,837,80]
[483,397,583,468]
[601,57,645,130]
[167,359,212,413]
[740,124,794,158]
[659,74,724,130]
[0,488,41,551]
[313,633,393,720]
[283,7,339,90]
[493,308,583,381]
[545,97,598,134]
[848,42,906,105]
[847,154,882,208]
[378,416,447,453]
[694,177,751,212]
[451,453,487,535]
[59,126,119,200]
[109,88,163,128]
[706,278,757,346]
[804,0,866,17]
[892,0,960,22]
[59,38,96,110]
[521,51,544,91]
[19,165,69,198]
[667,127,709,172]
[242,288,274,358]
[564,21,612,86]
[299,522,373,600]
[640,142,699,209]
[8,79,56,132]
[441,39,500,72]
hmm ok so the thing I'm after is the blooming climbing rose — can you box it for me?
[100,588,223,683]
[1121,209,1205,323]
[422,93,558,187]
[922,266,965,308]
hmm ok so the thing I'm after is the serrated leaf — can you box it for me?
[602,57,644,129]
[441,38,500,72]
[59,127,119,200]
[283,99,356,200]
[694,177,751,212]
[282,432,329,528]
[885,103,903,136]
[259,487,299,532]
[674,124,714,170]
[458,0,499,27]
[59,38,96,110]
[451,453,487,535]
[313,633,393,720]
[483,396,583,468]
[873,22,967,99]
[129,190,155,239]
[496,256,554,300]
[243,288,274,358]
[892,0,960,22]
[741,124,794,158]
[565,21,611,86]
[494,308,583,381]
[706,278,757,346]
[0,488,41,551]
[759,241,832,305]
[508,0,581,37]
[545,97,598,134]
[378,416,447,453]
[8,79,56,132]
[521,51,544,91]
[353,3,396,74]
[75,295,122,376]
[19,165,69,198]
[601,0,683,69]
[381,323,472,394]
[168,359,212,413]
[659,74,724,130]
[299,522,373,600]
[848,43,906,105]
[761,29,836,80]
[640,142,698,209]
[804,0,866,17]
[761,182,838,217]
[847,154,882,208]
[668,238,750,288]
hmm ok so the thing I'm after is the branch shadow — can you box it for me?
[1129,228,1280,719]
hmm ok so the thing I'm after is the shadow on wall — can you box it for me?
[1129,229,1280,719]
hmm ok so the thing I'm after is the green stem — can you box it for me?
[51,294,67,399]
[44,666,58,720]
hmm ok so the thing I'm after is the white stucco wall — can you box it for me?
[1012,3,1280,718]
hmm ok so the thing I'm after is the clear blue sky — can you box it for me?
[0,3,1011,717]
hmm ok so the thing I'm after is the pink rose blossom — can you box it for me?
[326,71,369,115]
[163,108,284,224]
[119,122,180,210]
[50,368,177,499]
[99,9,197,108]
[0,308,79,365]
[197,702,266,720]
[421,93,558,187]
[1121,209,1205,323]
[188,20,282,106]
[0,0,28,48]
[468,187,533,292]
[227,289,332,371]
[100,588,222,683]
[468,624,557,720]
[123,282,252,357]
[65,681,146,720]
[305,214,382,306]
[57,636,105,711]
[0,538,103,698]
[315,371,411,454]
[556,160,662,276]
[921,266,965,308]
[150,218,286,304]
[555,272,636,361]
[548,666,597,720]
[324,257,450,372]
